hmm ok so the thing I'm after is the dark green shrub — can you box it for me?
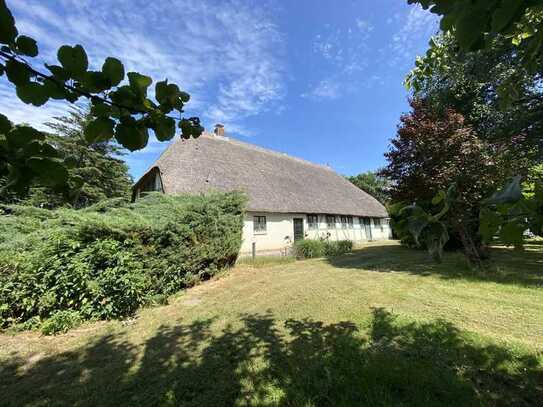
[293,239,325,259]
[324,240,353,257]
[0,192,245,328]
[41,310,82,335]
[293,239,353,259]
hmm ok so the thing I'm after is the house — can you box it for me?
[133,125,391,256]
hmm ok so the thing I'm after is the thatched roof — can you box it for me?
[134,133,388,217]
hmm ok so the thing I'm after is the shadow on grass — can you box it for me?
[327,243,543,288]
[1,309,541,406]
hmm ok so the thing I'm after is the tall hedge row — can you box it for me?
[0,192,246,328]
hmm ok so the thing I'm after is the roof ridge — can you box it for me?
[199,132,334,172]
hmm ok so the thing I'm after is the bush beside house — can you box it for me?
[0,192,245,330]
[293,239,353,259]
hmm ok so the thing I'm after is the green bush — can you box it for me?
[0,192,245,328]
[41,310,82,335]
[324,240,353,256]
[293,239,325,259]
[293,239,353,259]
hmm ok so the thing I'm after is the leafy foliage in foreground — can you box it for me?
[0,106,133,208]
[293,239,353,259]
[0,192,246,328]
[0,0,202,195]
[407,0,543,103]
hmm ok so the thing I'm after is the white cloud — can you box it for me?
[302,79,341,100]
[388,5,439,68]
[305,18,374,100]
[1,0,285,143]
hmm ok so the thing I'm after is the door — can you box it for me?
[362,218,372,241]
[293,218,304,241]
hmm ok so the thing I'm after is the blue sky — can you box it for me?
[2,0,438,179]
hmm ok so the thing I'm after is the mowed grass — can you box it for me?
[1,241,542,406]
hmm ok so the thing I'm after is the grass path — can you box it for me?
[1,241,542,406]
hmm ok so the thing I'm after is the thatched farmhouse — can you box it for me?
[133,125,391,255]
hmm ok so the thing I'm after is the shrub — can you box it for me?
[41,310,82,335]
[324,240,353,257]
[293,239,353,259]
[293,239,325,259]
[0,192,245,328]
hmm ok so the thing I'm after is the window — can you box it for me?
[340,216,348,229]
[326,215,336,229]
[373,218,384,232]
[308,215,319,230]
[253,216,267,233]
[346,216,353,228]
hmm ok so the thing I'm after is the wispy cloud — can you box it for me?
[302,79,341,100]
[1,0,285,141]
[304,18,374,100]
[388,4,438,68]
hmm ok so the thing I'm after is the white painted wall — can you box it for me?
[240,212,392,255]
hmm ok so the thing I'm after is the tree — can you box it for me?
[0,0,203,195]
[9,106,133,208]
[407,34,542,164]
[407,0,543,100]
[347,171,390,204]
[381,99,508,264]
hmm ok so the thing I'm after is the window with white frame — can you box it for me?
[326,215,336,229]
[347,216,353,228]
[340,216,348,229]
[307,214,319,230]
[253,216,267,233]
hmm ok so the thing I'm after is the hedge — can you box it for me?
[0,192,246,329]
[293,239,353,259]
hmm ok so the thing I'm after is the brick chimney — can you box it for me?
[214,123,225,137]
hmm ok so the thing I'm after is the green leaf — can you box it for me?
[57,44,88,77]
[90,101,111,118]
[115,122,149,151]
[152,115,175,141]
[102,57,124,86]
[5,59,31,86]
[6,126,44,147]
[16,82,49,106]
[45,64,70,81]
[0,113,12,134]
[15,35,38,57]
[484,176,522,205]
[0,0,18,44]
[110,85,137,109]
[27,157,68,187]
[455,9,487,50]
[84,117,115,144]
[431,190,445,205]
[42,78,66,100]
[128,72,152,98]
[82,70,110,93]
[179,117,203,139]
[491,0,523,32]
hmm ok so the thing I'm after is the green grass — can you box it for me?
[1,241,542,406]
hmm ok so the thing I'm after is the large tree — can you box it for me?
[347,171,390,205]
[381,99,508,261]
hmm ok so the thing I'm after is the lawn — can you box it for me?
[1,241,542,406]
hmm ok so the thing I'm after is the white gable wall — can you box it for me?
[240,211,391,256]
